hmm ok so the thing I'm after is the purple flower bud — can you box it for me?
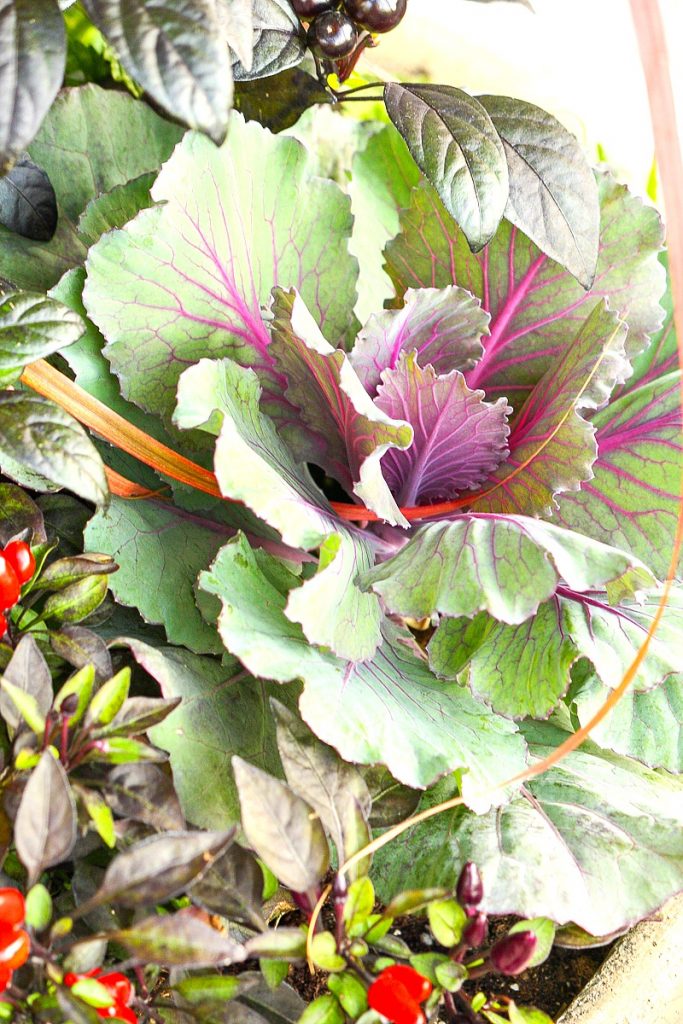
[463,911,488,949]
[456,861,484,908]
[60,694,80,716]
[490,930,537,975]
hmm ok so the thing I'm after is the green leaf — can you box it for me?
[384,84,508,251]
[175,360,336,550]
[123,638,292,828]
[82,0,233,144]
[434,960,467,992]
[38,552,118,591]
[327,973,368,1017]
[349,124,420,323]
[0,392,109,506]
[478,94,599,288]
[235,63,331,133]
[297,996,344,1024]
[24,883,52,931]
[508,1005,554,1024]
[70,977,114,1009]
[77,786,116,848]
[246,929,307,961]
[372,722,683,934]
[0,0,66,174]
[507,918,556,968]
[343,878,375,927]
[427,899,467,947]
[555,371,683,580]
[0,481,46,544]
[173,974,242,1003]
[385,173,665,405]
[0,84,183,291]
[84,114,359,427]
[54,664,96,724]
[362,514,654,625]
[0,291,84,385]
[310,932,345,972]
[382,889,448,918]
[571,670,683,774]
[15,751,77,885]
[84,498,225,655]
[42,575,109,624]
[77,171,157,247]
[199,533,528,810]
[260,958,289,990]
[0,678,46,734]
[233,757,330,892]
[111,910,247,967]
[87,667,131,725]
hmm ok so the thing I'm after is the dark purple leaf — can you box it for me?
[376,352,510,505]
[15,750,77,884]
[0,634,52,731]
[0,155,57,240]
[104,762,185,831]
[351,286,490,395]
[110,909,247,967]
[49,625,113,681]
[190,842,266,930]
[0,482,46,543]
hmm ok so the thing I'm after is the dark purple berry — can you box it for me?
[343,0,407,33]
[490,931,537,976]
[308,11,358,59]
[456,861,484,908]
[292,0,340,17]
[462,911,488,950]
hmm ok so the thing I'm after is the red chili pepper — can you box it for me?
[96,971,133,1005]
[0,613,6,637]
[0,555,19,612]
[0,965,11,993]
[368,967,431,1024]
[377,964,433,1002]
[0,889,25,929]
[0,927,30,970]
[3,541,36,586]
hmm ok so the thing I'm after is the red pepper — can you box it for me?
[0,555,19,612]
[0,614,6,637]
[0,928,30,971]
[368,965,432,1024]
[0,889,25,929]
[3,541,36,586]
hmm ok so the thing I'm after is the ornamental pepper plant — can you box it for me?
[0,2,681,1022]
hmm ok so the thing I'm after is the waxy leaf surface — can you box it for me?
[384,84,508,252]
[125,639,296,828]
[0,155,57,241]
[362,515,654,624]
[430,587,683,719]
[200,534,527,810]
[351,286,490,396]
[83,0,233,143]
[85,115,358,427]
[478,95,599,289]
[372,722,683,934]
[232,0,305,81]
[0,291,84,385]
[385,174,665,403]
[0,0,65,173]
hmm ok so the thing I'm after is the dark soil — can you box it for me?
[287,912,615,1022]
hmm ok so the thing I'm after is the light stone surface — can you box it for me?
[558,892,683,1024]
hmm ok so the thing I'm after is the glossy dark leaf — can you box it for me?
[190,842,266,931]
[384,83,508,251]
[39,553,118,590]
[0,291,84,386]
[218,0,254,70]
[42,574,109,625]
[91,829,235,908]
[110,909,247,967]
[104,762,185,831]
[0,155,57,240]
[0,392,109,506]
[478,95,600,288]
[15,750,77,884]
[233,0,306,81]
[0,482,46,543]
[49,626,113,681]
[0,634,52,731]
[235,64,331,133]
[0,0,66,174]
[82,0,233,143]
[237,973,306,1024]
[233,757,330,892]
